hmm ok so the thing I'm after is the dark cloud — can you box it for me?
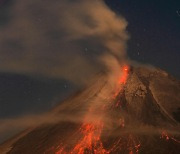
[0,0,14,27]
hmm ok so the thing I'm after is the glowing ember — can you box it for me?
[161,130,180,144]
[161,130,169,141]
[43,64,180,154]
[55,121,108,154]
[108,135,141,154]
[118,66,129,84]
[69,122,108,154]
[113,65,129,98]
[54,65,139,154]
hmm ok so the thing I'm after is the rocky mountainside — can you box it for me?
[0,66,180,154]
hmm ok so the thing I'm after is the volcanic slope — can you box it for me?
[1,66,180,154]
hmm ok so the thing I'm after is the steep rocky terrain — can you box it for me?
[0,66,180,154]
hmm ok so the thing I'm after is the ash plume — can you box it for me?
[0,0,128,84]
[0,0,130,144]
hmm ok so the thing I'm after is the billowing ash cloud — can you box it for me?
[0,0,128,84]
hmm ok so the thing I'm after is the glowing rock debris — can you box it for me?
[54,65,139,154]
[51,65,180,154]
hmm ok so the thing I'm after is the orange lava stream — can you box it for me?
[118,66,129,84]
[53,65,180,154]
[69,122,109,154]
[113,65,129,98]
[55,65,132,154]
[55,122,108,154]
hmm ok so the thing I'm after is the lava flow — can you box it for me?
[113,65,129,98]
[55,122,108,154]
[54,65,131,154]
[4,65,180,154]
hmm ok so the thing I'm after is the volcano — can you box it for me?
[0,66,180,154]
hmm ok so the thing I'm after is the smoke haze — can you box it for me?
[0,0,130,143]
[0,0,128,84]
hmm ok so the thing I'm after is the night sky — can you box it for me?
[105,0,180,78]
[0,0,179,120]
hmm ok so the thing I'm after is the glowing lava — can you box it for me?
[119,66,129,84]
[113,65,129,98]
[161,130,180,144]
[54,65,138,154]
[70,122,108,154]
